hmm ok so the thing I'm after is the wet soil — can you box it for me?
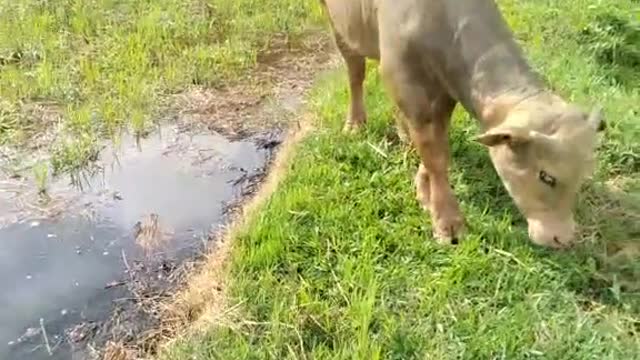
[0,31,336,359]
[0,124,283,360]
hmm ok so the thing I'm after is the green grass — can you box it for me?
[0,0,323,174]
[161,0,640,359]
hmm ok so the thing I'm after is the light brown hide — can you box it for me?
[320,0,604,247]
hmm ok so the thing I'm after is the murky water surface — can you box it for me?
[0,125,275,359]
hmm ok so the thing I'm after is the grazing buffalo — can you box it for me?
[320,0,604,248]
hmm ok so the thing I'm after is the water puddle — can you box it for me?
[0,124,280,359]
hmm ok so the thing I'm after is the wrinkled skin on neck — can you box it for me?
[477,98,603,248]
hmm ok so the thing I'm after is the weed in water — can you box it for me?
[32,160,49,197]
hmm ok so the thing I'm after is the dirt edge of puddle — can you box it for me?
[78,33,339,360]
[105,120,315,360]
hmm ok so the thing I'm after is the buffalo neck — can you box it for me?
[438,0,548,129]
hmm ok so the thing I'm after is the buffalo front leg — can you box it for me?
[334,34,367,132]
[381,62,465,244]
[408,106,465,245]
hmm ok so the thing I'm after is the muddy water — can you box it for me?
[0,125,278,359]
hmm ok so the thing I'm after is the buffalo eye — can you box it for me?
[539,170,557,188]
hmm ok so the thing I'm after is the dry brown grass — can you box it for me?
[171,32,335,140]
[103,341,138,360]
[134,213,175,257]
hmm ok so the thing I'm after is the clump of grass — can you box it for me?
[579,12,640,88]
[50,135,100,176]
[0,0,325,172]
[0,99,20,138]
[160,0,640,358]
[575,9,640,176]
[32,160,49,196]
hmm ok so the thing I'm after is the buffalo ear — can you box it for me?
[587,105,605,132]
[474,126,533,147]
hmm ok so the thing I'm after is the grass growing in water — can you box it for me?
[32,160,49,196]
[161,0,640,358]
[0,0,323,173]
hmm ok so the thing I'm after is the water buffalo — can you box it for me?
[320,0,604,248]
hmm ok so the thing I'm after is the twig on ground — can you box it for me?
[121,249,133,279]
[39,318,52,356]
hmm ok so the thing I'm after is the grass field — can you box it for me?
[160,0,640,359]
[0,0,323,174]
[2,0,638,358]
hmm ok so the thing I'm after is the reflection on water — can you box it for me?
[0,125,273,359]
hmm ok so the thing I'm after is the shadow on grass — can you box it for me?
[365,107,640,313]
[454,136,639,312]
[567,179,640,306]
[456,145,640,312]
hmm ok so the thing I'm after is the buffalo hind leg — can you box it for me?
[334,34,367,132]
